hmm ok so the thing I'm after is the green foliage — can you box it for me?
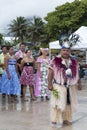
[52,89,60,99]
[45,0,87,40]
[27,16,45,43]
[0,33,5,45]
[8,16,49,48]
[8,16,29,42]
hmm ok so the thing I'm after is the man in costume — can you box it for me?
[48,39,81,127]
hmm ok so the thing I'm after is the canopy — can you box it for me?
[71,26,87,49]
[49,40,61,49]
[49,26,87,50]
[49,26,87,62]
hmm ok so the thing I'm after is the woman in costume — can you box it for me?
[20,50,36,101]
[35,48,50,101]
[1,46,21,102]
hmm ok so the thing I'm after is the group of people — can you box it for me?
[0,41,82,128]
[0,43,50,102]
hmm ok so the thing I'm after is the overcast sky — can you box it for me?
[0,0,74,33]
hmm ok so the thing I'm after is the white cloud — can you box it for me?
[0,0,74,33]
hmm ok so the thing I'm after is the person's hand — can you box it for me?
[78,79,82,90]
[18,63,21,68]
[39,72,42,78]
[78,84,82,90]
[8,73,11,80]
[48,85,53,91]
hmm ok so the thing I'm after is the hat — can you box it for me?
[61,41,70,49]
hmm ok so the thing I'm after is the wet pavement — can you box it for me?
[0,79,87,130]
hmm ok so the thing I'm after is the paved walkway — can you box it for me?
[0,79,87,130]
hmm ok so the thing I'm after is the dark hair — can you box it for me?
[7,46,13,50]
[19,42,26,47]
[39,50,42,56]
[1,45,7,50]
[25,50,31,53]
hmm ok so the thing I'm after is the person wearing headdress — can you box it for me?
[35,48,50,101]
[48,34,81,128]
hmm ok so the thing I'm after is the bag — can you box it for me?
[50,83,67,112]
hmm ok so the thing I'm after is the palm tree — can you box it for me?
[8,16,29,42]
[27,16,45,45]
[0,33,4,45]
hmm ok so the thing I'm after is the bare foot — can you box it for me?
[31,97,36,101]
[63,120,72,125]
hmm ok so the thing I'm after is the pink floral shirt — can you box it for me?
[15,50,26,59]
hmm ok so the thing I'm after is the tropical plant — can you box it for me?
[8,16,29,42]
[27,16,45,45]
[0,33,4,45]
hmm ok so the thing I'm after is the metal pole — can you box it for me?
[86,49,87,64]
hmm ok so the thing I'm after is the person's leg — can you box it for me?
[46,95,50,100]
[21,84,24,97]
[78,78,82,90]
[62,105,72,125]
[7,95,11,103]
[29,85,36,100]
[11,95,18,103]
[51,107,58,124]
[22,85,27,101]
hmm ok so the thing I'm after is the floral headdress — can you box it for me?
[59,33,80,49]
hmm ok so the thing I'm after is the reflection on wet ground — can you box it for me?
[0,79,87,130]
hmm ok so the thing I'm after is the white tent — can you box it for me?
[49,40,60,58]
[49,26,87,62]
[49,40,61,49]
[71,26,87,63]
[71,26,87,49]
[49,26,87,49]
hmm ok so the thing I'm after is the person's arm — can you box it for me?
[15,56,19,73]
[77,62,82,90]
[4,56,11,79]
[32,58,35,69]
[48,68,54,91]
[78,78,82,90]
[0,56,4,68]
[20,59,25,71]
[37,62,42,77]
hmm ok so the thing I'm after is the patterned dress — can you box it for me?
[20,62,34,86]
[1,57,21,95]
[35,57,50,97]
